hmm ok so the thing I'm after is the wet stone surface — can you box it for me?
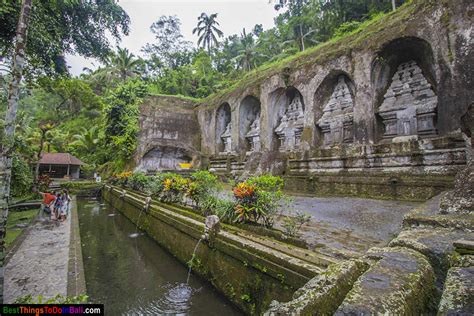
[4,214,71,303]
[278,196,419,256]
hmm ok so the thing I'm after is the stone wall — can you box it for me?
[135,96,201,173]
[102,185,331,314]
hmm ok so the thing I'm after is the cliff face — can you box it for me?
[136,0,473,200]
[135,95,201,173]
[196,0,472,155]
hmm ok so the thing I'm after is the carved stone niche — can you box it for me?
[275,96,305,151]
[221,122,232,153]
[245,114,261,153]
[317,75,354,146]
[378,60,437,139]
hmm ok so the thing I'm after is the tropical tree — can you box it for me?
[142,15,193,71]
[235,29,263,71]
[0,0,32,302]
[0,0,130,77]
[192,13,224,53]
[103,47,144,82]
[71,126,100,156]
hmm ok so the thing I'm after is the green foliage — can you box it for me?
[282,210,311,237]
[188,170,219,207]
[233,175,286,227]
[104,80,147,168]
[14,294,88,304]
[11,154,33,197]
[0,0,130,77]
[127,171,152,192]
[36,175,51,192]
[333,20,363,38]
[60,181,101,193]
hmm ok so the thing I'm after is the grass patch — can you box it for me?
[5,209,38,249]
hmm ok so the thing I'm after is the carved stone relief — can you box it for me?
[378,60,437,139]
[317,75,354,145]
[221,122,232,153]
[245,114,261,152]
[275,96,305,151]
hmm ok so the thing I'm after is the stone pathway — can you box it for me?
[4,207,71,303]
[277,196,420,257]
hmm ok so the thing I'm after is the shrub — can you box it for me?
[127,171,151,192]
[37,175,52,192]
[160,173,190,203]
[187,170,219,207]
[282,210,311,237]
[148,174,166,199]
[110,171,132,186]
[233,174,285,227]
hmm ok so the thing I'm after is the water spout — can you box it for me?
[201,215,220,245]
[186,238,202,284]
[130,196,151,239]
[186,215,221,284]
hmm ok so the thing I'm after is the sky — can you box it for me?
[66,0,281,76]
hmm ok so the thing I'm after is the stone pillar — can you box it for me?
[352,52,375,144]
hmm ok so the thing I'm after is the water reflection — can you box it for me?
[77,197,241,315]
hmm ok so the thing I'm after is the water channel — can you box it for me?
[77,196,242,315]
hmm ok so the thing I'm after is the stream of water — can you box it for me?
[77,196,242,315]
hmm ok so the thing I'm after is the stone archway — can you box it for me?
[136,146,193,172]
[215,103,232,153]
[239,95,261,153]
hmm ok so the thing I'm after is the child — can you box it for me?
[53,193,62,221]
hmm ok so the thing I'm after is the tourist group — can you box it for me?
[39,190,71,222]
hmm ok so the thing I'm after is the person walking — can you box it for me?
[60,190,71,221]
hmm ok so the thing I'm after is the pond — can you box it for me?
[77,196,242,315]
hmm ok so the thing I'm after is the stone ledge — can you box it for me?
[264,259,369,316]
[438,266,474,315]
[335,247,435,315]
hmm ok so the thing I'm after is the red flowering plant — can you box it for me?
[232,175,285,227]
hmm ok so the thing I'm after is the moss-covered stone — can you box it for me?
[264,259,369,316]
[438,266,474,315]
[335,247,435,315]
[389,227,468,297]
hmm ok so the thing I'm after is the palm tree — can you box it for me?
[103,47,143,81]
[192,13,224,54]
[71,126,100,154]
[235,29,265,71]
